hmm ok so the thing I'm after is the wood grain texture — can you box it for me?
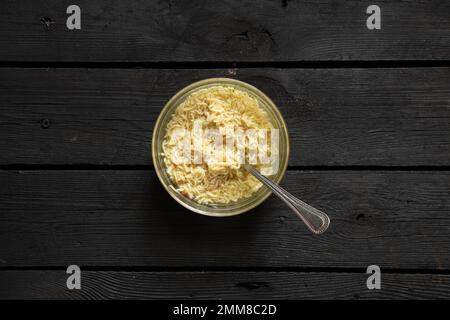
[1,270,449,299]
[0,0,449,62]
[1,169,449,269]
[1,67,450,166]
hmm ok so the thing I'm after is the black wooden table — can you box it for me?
[1,0,450,299]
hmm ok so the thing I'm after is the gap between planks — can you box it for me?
[0,266,450,275]
[1,165,450,171]
[0,61,450,69]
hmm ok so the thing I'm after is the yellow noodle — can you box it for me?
[163,86,273,204]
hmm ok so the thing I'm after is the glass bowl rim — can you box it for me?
[152,77,290,217]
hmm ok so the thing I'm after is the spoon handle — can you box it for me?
[244,165,330,234]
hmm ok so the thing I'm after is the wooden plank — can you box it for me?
[1,170,449,269]
[0,0,449,62]
[1,67,449,166]
[1,270,449,299]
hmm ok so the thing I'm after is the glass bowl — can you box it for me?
[152,78,290,217]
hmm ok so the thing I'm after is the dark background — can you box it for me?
[0,0,449,299]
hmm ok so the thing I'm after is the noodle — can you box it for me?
[162,86,274,204]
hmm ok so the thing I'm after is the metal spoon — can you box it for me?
[244,164,330,234]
